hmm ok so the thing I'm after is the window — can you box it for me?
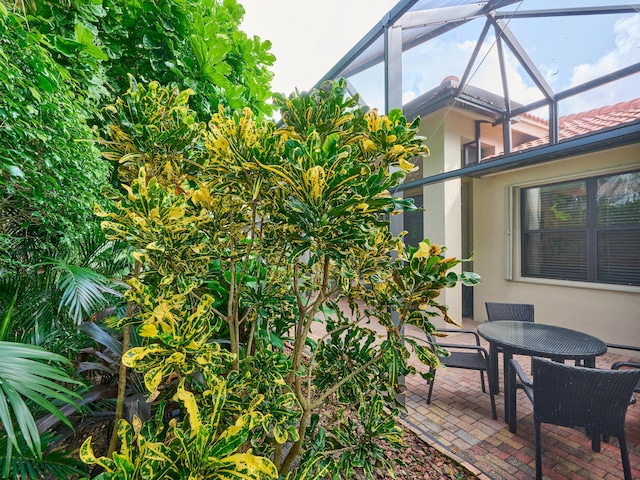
[521,170,640,286]
[403,193,423,248]
[462,141,495,166]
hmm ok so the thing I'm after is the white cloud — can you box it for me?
[564,13,640,112]
[572,14,640,85]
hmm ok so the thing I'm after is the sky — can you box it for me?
[240,1,640,116]
[240,0,398,96]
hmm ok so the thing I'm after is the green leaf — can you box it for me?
[74,22,95,46]
[0,342,80,464]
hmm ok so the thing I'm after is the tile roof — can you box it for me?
[513,97,640,152]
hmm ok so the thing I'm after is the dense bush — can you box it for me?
[0,2,277,475]
[81,78,480,479]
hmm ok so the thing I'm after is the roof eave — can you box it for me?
[398,120,640,191]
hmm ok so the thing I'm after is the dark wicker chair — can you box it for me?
[485,302,535,378]
[485,302,534,322]
[608,343,640,405]
[427,329,497,420]
[509,357,640,480]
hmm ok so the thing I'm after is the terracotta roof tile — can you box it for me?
[512,97,640,153]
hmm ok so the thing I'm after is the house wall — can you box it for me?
[415,107,640,348]
[471,144,640,347]
[416,110,470,327]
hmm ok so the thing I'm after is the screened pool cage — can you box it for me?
[314,0,640,189]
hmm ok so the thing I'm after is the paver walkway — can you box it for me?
[399,318,640,480]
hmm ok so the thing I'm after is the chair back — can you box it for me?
[485,302,534,322]
[532,357,640,437]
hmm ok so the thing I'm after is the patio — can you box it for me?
[397,318,640,480]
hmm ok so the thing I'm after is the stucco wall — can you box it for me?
[471,144,640,347]
[417,111,468,326]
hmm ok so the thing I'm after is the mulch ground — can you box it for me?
[377,421,479,480]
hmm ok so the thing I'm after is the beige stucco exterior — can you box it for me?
[413,107,640,347]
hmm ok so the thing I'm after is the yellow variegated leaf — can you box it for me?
[203,374,226,429]
[116,419,133,460]
[132,251,147,263]
[195,353,210,364]
[122,344,166,367]
[132,415,143,434]
[248,394,264,411]
[146,241,165,252]
[413,241,430,259]
[144,366,165,393]
[138,323,158,337]
[273,423,287,444]
[149,206,160,220]
[79,437,116,471]
[152,299,176,323]
[79,437,98,464]
[222,452,278,478]
[122,183,136,202]
[398,157,416,172]
[191,187,212,205]
[175,381,202,433]
[165,206,184,221]
[166,351,186,366]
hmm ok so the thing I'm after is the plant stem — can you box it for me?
[279,407,311,474]
[108,318,131,457]
[310,351,384,410]
[108,260,140,457]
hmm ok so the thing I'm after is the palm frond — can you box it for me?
[78,321,123,356]
[0,341,81,467]
[76,227,132,277]
[0,430,88,480]
[45,258,122,325]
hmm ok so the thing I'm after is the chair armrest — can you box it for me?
[611,361,640,370]
[611,361,640,393]
[436,328,482,345]
[509,358,534,402]
[435,343,489,356]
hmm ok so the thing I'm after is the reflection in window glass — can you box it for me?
[403,193,423,248]
[522,170,640,286]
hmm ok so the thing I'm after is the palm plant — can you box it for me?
[0,226,128,351]
[0,431,87,479]
[0,228,130,477]
[0,339,82,477]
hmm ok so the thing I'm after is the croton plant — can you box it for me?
[84,77,480,479]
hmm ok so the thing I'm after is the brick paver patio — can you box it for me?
[399,318,640,480]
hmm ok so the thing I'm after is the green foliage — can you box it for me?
[80,382,278,480]
[0,3,277,477]
[22,0,275,121]
[0,227,127,343]
[0,431,88,480]
[0,11,109,263]
[1,0,275,267]
[88,78,480,479]
[97,0,276,118]
[0,341,82,476]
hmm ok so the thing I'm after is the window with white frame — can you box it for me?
[521,170,640,286]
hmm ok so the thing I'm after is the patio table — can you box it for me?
[477,320,607,428]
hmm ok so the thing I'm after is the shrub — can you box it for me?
[85,78,480,479]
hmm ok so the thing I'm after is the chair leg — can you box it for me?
[426,368,436,404]
[480,370,486,393]
[535,421,543,480]
[619,435,633,480]
[488,376,497,420]
[591,431,601,453]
